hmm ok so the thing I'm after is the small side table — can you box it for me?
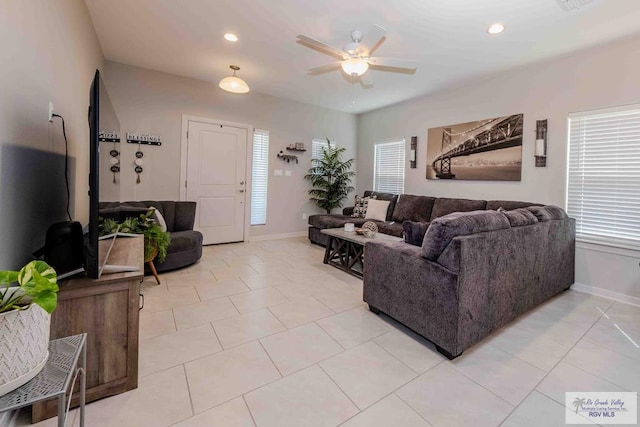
[0,334,87,427]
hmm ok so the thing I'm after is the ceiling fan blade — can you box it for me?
[308,62,342,75]
[297,35,347,60]
[357,25,387,55]
[368,57,418,74]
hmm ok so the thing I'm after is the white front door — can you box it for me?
[186,121,247,244]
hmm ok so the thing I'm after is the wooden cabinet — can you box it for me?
[32,236,144,423]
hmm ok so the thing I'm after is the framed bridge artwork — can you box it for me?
[426,114,524,181]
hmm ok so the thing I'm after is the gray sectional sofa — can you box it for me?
[99,200,203,273]
[309,192,576,359]
[308,190,538,246]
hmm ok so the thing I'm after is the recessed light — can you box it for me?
[224,33,238,42]
[487,23,506,35]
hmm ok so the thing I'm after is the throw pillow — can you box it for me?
[352,195,376,218]
[402,221,430,246]
[148,207,168,232]
[365,199,391,221]
[392,194,436,223]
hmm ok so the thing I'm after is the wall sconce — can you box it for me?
[410,136,417,169]
[535,120,547,167]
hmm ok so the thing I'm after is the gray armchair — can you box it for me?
[99,200,203,273]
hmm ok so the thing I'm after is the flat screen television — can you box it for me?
[85,69,120,279]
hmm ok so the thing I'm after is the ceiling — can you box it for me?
[85,0,640,114]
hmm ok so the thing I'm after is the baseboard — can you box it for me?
[571,282,640,307]
[249,231,307,242]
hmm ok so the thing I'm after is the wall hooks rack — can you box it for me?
[277,151,298,163]
[99,130,120,143]
[126,132,162,146]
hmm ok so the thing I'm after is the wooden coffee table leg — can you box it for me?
[323,236,334,264]
[148,261,161,285]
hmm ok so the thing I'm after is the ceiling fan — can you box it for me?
[296,25,417,84]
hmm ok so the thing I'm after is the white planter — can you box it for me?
[0,303,51,396]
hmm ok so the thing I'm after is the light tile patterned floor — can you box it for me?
[18,237,640,427]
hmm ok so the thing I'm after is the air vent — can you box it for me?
[556,0,596,11]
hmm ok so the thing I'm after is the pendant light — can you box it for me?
[219,65,250,94]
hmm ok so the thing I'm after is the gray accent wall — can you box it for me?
[102,61,357,239]
[357,34,640,301]
[0,0,103,269]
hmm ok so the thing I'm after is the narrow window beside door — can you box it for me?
[251,130,269,226]
[374,139,406,194]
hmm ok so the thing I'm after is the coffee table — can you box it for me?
[321,228,402,278]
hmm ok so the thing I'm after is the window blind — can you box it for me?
[311,138,336,159]
[567,105,640,250]
[251,129,269,226]
[374,139,406,194]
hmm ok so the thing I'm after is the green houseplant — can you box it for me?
[99,209,171,263]
[304,141,355,214]
[0,260,58,314]
[0,260,59,395]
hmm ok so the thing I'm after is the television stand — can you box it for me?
[31,235,143,423]
[101,264,140,273]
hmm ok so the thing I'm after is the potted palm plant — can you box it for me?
[0,260,58,395]
[304,141,355,214]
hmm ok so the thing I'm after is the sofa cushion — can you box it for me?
[364,191,399,221]
[376,221,404,238]
[166,230,202,254]
[365,199,390,221]
[421,210,511,261]
[502,208,539,227]
[526,205,568,221]
[402,221,430,246]
[486,200,542,211]
[155,230,203,272]
[352,195,376,217]
[430,198,487,221]
[308,214,366,229]
[392,195,436,223]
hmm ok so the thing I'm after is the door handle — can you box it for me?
[240,181,245,185]
[239,189,245,193]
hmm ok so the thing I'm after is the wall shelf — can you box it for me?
[277,151,298,163]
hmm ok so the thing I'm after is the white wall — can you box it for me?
[103,61,358,239]
[358,35,640,302]
[0,0,103,268]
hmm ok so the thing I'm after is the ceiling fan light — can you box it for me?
[341,59,369,77]
[219,65,250,93]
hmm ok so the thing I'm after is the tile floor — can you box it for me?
[17,237,640,427]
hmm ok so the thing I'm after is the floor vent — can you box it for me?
[556,0,596,11]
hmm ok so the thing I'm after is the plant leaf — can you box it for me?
[16,261,58,314]
[0,271,18,285]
